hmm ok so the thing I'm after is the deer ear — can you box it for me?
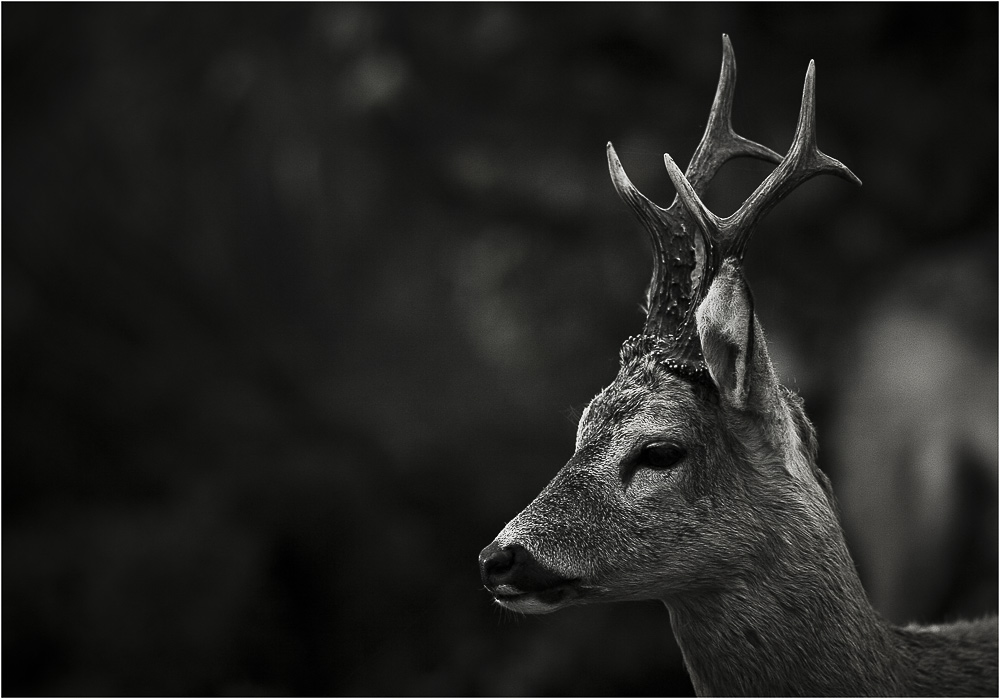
[696,259,755,409]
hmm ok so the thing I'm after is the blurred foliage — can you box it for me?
[3,4,996,696]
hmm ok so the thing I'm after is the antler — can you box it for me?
[663,60,861,301]
[609,37,860,370]
[607,35,781,359]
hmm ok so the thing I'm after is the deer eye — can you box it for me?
[639,442,686,470]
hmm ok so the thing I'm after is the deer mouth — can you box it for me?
[492,582,581,613]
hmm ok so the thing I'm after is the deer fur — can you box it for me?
[479,36,998,697]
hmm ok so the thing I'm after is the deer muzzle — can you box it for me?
[479,541,579,613]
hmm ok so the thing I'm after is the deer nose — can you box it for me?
[479,541,572,593]
[479,541,515,588]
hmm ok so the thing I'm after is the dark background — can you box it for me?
[4,3,997,696]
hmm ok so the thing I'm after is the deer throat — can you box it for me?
[663,541,902,696]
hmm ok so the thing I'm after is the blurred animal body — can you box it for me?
[478,36,998,696]
[834,250,999,626]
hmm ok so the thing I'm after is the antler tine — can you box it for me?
[723,60,862,258]
[681,34,782,197]
[662,153,724,303]
[607,142,676,327]
[663,153,722,242]
[607,141,673,237]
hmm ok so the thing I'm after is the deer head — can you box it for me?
[479,36,860,615]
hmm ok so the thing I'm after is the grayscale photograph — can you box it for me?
[5,3,997,696]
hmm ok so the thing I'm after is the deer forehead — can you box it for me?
[575,371,705,450]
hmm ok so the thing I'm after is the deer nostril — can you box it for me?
[479,541,515,587]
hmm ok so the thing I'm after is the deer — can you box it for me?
[478,35,999,697]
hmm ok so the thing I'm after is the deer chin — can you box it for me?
[492,582,581,614]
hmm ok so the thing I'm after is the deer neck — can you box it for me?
[664,516,903,696]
